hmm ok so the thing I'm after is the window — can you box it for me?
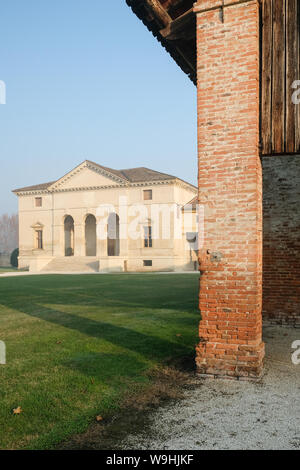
[143,190,152,201]
[35,197,42,207]
[35,230,43,250]
[143,260,152,267]
[144,225,152,248]
[107,213,120,257]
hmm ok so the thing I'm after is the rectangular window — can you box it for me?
[36,230,43,250]
[143,260,152,267]
[35,197,42,207]
[144,225,152,248]
[143,190,152,201]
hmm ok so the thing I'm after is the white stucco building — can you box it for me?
[13,160,198,273]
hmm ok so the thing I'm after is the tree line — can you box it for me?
[0,214,18,254]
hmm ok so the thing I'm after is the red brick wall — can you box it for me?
[195,0,264,379]
[263,155,300,326]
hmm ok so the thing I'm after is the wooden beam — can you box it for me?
[296,0,300,152]
[159,8,195,40]
[272,0,286,153]
[261,0,273,155]
[144,0,172,28]
[286,0,298,153]
[165,0,194,15]
[174,44,196,73]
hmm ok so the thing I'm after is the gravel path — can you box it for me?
[122,326,300,450]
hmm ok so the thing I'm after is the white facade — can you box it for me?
[14,161,198,273]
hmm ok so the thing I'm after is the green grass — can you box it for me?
[0,273,199,450]
[0,267,18,273]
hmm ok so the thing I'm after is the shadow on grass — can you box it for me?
[63,351,149,385]
[0,274,200,450]
[4,303,192,362]
[0,274,200,314]
[0,274,199,368]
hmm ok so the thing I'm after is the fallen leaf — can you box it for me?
[13,406,23,415]
[96,415,103,422]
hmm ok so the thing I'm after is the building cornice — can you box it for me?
[14,178,197,197]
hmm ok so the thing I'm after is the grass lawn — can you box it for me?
[0,267,18,273]
[0,273,199,450]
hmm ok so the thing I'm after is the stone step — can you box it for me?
[41,257,99,272]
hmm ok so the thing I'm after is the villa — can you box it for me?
[13,160,198,273]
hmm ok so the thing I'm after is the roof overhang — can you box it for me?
[126,0,197,84]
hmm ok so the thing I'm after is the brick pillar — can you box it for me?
[194,0,264,379]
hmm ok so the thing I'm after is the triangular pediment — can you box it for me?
[49,161,128,191]
[31,222,44,229]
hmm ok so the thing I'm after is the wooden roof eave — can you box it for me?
[126,0,197,84]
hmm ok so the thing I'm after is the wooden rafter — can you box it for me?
[160,8,195,40]
[144,0,172,27]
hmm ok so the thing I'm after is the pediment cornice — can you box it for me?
[48,161,128,191]
[14,178,196,196]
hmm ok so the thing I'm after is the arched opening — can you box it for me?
[85,214,97,256]
[64,215,74,257]
[107,213,120,256]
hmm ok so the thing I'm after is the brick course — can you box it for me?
[195,0,264,378]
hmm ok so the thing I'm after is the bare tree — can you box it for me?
[0,214,19,254]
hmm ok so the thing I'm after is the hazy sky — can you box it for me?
[0,0,197,216]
